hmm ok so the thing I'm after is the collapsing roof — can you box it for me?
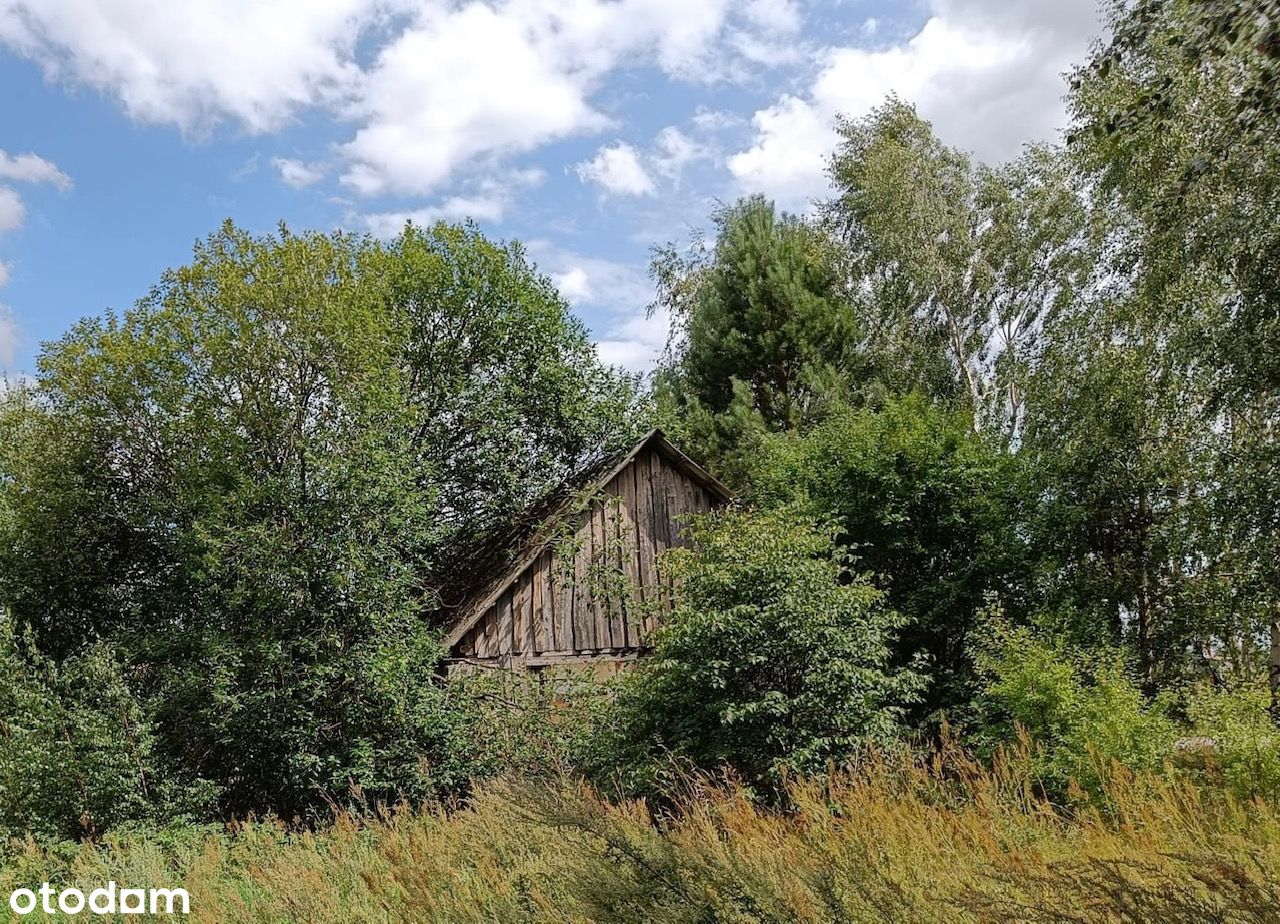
[438,428,731,658]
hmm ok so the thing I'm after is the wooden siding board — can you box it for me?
[634,450,658,636]
[592,501,611,649]
[531,552,548,654]
[499,585,516,657]
[606,479,632,649]
[571,510,594,650]
[520,577,535,657]
[553,544,573,652]
[480,607,496,658]
[617,469,642,648]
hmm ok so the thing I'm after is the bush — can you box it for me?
[614,507,921,795]
[0,616,170,841]
[1185,681,1280,801]
[750,396,1028,724]
[975,618,1176,801]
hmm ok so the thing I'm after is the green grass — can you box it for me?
[3,744,1278,922]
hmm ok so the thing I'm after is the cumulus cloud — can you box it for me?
[0,149,72,189]
[575,126,713,199]
[575,143,656,197]
[0,307,17,367]
[341,4,607,197]
[339,0,757,197]
[729,0,1103,208]
[362,195,508,236]
[1,0,796,198]
[0,187,24,235]
[553,267,593,303]
[359,167,544,235]
[652,127,710,178]
[272,157,326,189]
[530,242,667,372]
[0,0,377,133]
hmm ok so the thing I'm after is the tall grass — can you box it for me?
[2,743,1278,922]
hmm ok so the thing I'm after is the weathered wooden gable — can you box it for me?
[443,431,729,674]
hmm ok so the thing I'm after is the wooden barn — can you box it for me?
[440,429,731,676]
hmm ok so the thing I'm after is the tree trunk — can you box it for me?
[1137,489,1156,691]
[1269,604,1280,725]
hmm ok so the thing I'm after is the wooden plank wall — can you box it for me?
[453,445,719,664]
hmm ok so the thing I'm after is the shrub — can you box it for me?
[0,616,167,840]
[615,507,922,795]
[975,618,1176,801]
[1185,680,1280,801]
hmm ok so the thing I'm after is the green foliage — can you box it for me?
[826,100,1091,438]
[976,619,1177,801]
[0,615,177,841]
[750,396,1027,722]
[616,507,921,794]
[652,196,929,484]
[0,220,638,819]
[1066,0,1280,693]
[1185,681,1280,801]
[1022,309,1219,681]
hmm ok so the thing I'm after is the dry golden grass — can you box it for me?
[2,743,1278,922]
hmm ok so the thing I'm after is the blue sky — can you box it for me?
[0,0,1103,379]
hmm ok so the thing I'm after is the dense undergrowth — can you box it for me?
[3,744,1278,923]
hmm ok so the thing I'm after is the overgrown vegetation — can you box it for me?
[1,0,1279,917]
[4,753,1280,923]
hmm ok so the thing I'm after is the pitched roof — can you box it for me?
[437,428,730,651]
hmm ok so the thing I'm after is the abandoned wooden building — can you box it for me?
[440,429,731,676]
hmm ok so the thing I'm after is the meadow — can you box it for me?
[3,744,1277,923]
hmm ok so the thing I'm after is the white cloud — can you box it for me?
[0,148,71,243]
[0,150,72,189]
[729,0,1103,208]
[530,242,667,372]
[0,0,801,197]
[575,142,656,197]
[340,4,607,197]
[653,126,709,178]
[0,261,9,287]
[362,195,508,237]
[360,166,544,235]
[594,306,669,372]
[272,157,326,189]
[553,267,593,302]
[0,0,377,134]
[0,188,24,235]
[742,0,802,33]
[576,127,712,198]
[0,307,18,367]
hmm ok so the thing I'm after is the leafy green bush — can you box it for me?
[615,507,921,795]
[975,618,1175,801]
[1185,681,1280,801]
[750,396,1028,724]
[0,616,172,841]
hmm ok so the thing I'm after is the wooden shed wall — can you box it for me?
[451,444,719,667]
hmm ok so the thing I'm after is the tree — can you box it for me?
[825,100,1092,440]
[1070,0,1280,710]
[618,508,920,794]
[0,220,638,816]
[1022,303,1218,689]
[651,196,943,485]
[749,396,1028,724]
[0,614,172,841]
[975,618,1176,802]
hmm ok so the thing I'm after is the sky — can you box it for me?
[0,0,1105,380]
